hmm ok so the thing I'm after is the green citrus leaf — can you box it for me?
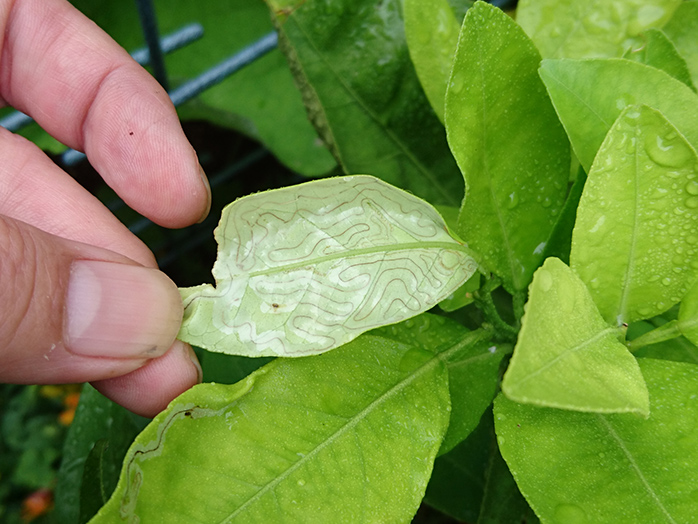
[502,257,649,415]
[624,29,696,91]
[373,313,509,454]
[265,0,465,206]
[516,0,682,59]
[571,105,698,325]
[495,358,698,524]
[90,332,451,523]
[404,0,462,122]
[54,385,139,524]
[178,176,477,357]
[663,0,698,89]
[539,58,698,172]
[438,272,480,312]
[446,1,570,292]
[424,411,492,523]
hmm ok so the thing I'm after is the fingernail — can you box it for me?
[65,260,183,358]
[198,164,211,224]
[186,344,203,383]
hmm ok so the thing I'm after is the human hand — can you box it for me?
[0,0,211,417]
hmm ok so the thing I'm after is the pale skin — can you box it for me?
[0,0,212,416]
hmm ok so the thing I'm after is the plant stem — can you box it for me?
[512,290,526,328]
[626,320,681,352]
[473,276,519,341]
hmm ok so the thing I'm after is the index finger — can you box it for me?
[0,0,210,227]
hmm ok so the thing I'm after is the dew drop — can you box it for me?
[662,277,672,286]
[686,181,698,195]
[637,306,654,317]
[507,192,519,209]
[645,132,693,168]
[686,197,698,209]
[297,479,306,487]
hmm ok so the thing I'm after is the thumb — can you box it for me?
[0,215,183,384]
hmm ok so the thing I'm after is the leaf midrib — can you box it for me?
[596,415,678,524]
[616,123,642,324]
[219,329,487,523]
[509,326,620,388]
[246,240,471,278]
[288,14,459,206]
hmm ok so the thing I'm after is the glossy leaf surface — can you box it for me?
[446,1,569,291]
[502,257,649,415]
[496,358,698,524]
[663,1,698,88]
[55,386,139,524]
[404,0,462,122]
[90,332,452,523]
[477,440,541,524]
[624,29,696,90]
[517,0,682,59]
[266,0,464,205]
[438,272,480,312]
[542,167,587,264]
[571,105,698,325]
[179,176,477,357]
[540,58,698,172]
[424,413,491,523]
[373,313,508,454]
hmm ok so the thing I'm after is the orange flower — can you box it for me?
[21,488,53,522]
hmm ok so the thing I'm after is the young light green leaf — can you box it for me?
[265,0,464,205]
[178,176,477,357]
[540,58,698,172]
[663,1,698,89]
[517,0,682,59]
[446,1,570,292]
[372,313,509,454]
[571,105,698,325]
[623,29,696,91]
[502,257,649,415]
[438,272,480,312]
[90,332,451,523]
[496,358,698,524]
[404,0,462,122]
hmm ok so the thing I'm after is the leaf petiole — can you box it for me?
[473,276,519,341]
[626,320,682,352]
